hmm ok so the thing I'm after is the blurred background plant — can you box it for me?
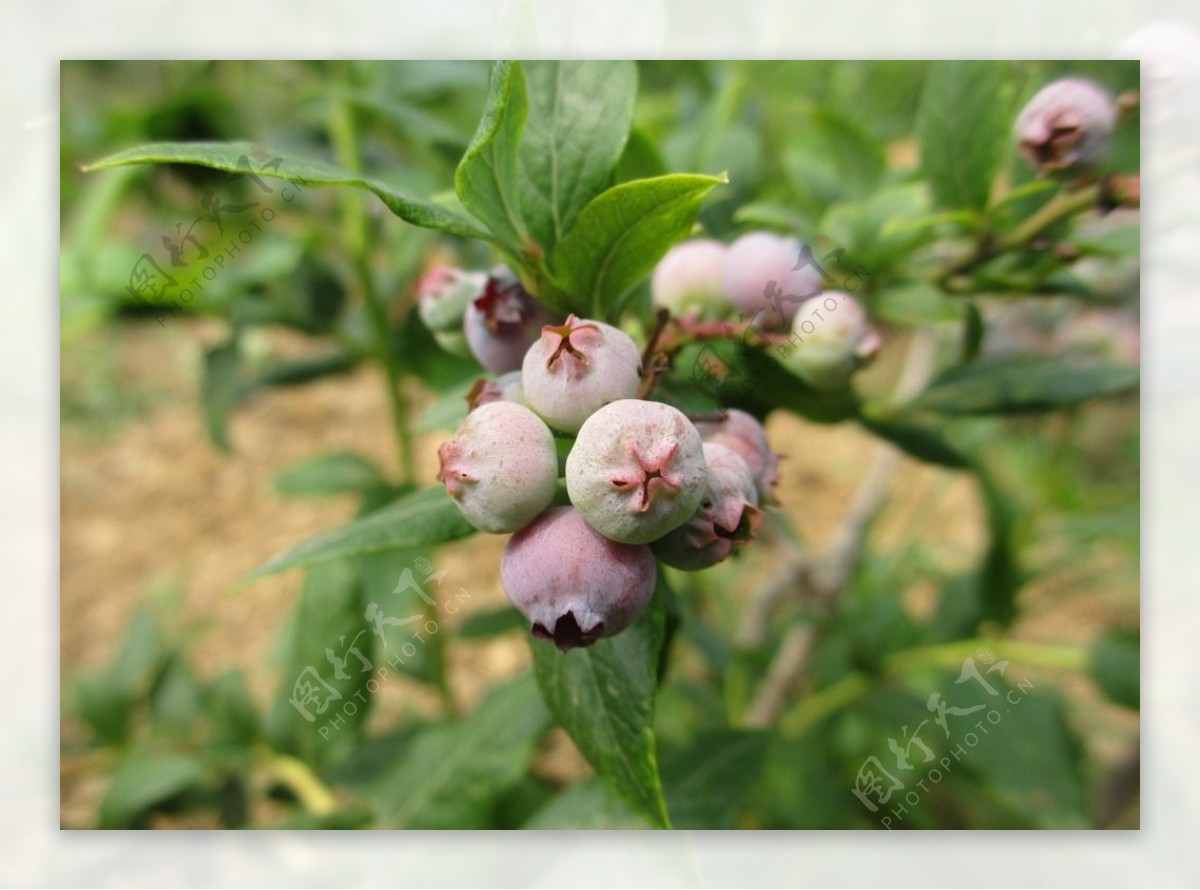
[60,60,1139,829]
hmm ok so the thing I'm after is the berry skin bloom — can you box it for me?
[501,506,657,651]
[1015,78,1117,176]
[566,399,708,544]
[652,442,761,571]
[652,239,729,318]
[521,314,642,434]
[464,267,561,374]
[694,408,781,505]
[436,401,558,534]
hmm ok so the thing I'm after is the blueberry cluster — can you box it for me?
[428,270,777,651]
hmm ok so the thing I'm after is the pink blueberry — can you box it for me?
[566,399,708,544]
[1015,78,1117,176]
[436,401,558,534]
[652,443,761,571]
[694,408,781,505]
[521,314,643,433]
[501,506,657,651]
[722,231,824,328]
[775,291,881,389]
[651,239,729,318]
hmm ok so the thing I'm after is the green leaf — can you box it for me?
[249,486,475,579]
[782,105,885,208]
[550,173,727,319]
[98,750,208,828]
[658,729,770,829]
[201,339,241,452]
[961,300,985,362]
[273,451,386,499]
[519,61,638,252]
[732,201,813,235]
[263,559,370,766]
[530,591,671,828]
[976,465,1021,626]
[917,61,1015,211]
[871,282,962,326]
[458,606,527,640]
[454,61,529,250]
[377,675,550,828]
[910,357,1138,415]
[75,675,134,746]
[83,141,489,240]
[858,417,971,469]
[523,778,650,829]
[950,674,1088,828]
[1091,630,1139,710]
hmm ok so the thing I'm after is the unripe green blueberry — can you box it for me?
[464,267,561,374]
[694,408,780,505]
[566,399,707,544]
[501,506,656,651]
[652,239,729,318]
[417,266,487,332]
[775,291,881,390]
[1015,78,1117,176]
[722,231,823,328]
[436,401,558,534]
[521,314,642,434]
[652,443,761,571]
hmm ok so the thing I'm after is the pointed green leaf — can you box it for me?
[910,357,1138,415]
[98,751,208,828]
[273,451,386,499]
[530,592,670,828]
[917,61,1015,211]
[264,559,370,766]
[550,173,726,318]
[454,61,529,250]
[83,141,489,240]
[249,486,474,579]
[518,60,638,251]
[377,675,550,828]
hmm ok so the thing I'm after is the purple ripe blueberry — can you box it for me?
[1015,78,1117,176]
[436,401,557,534]
[566,399,708,544]
[776,291,880,389]
[694,408,781,505]
[652,443,761,571]
[721,231,823,328]
[501,506,656,651]
[521,314,642,434]
[464,267,561,374]
[651,239,729,318]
